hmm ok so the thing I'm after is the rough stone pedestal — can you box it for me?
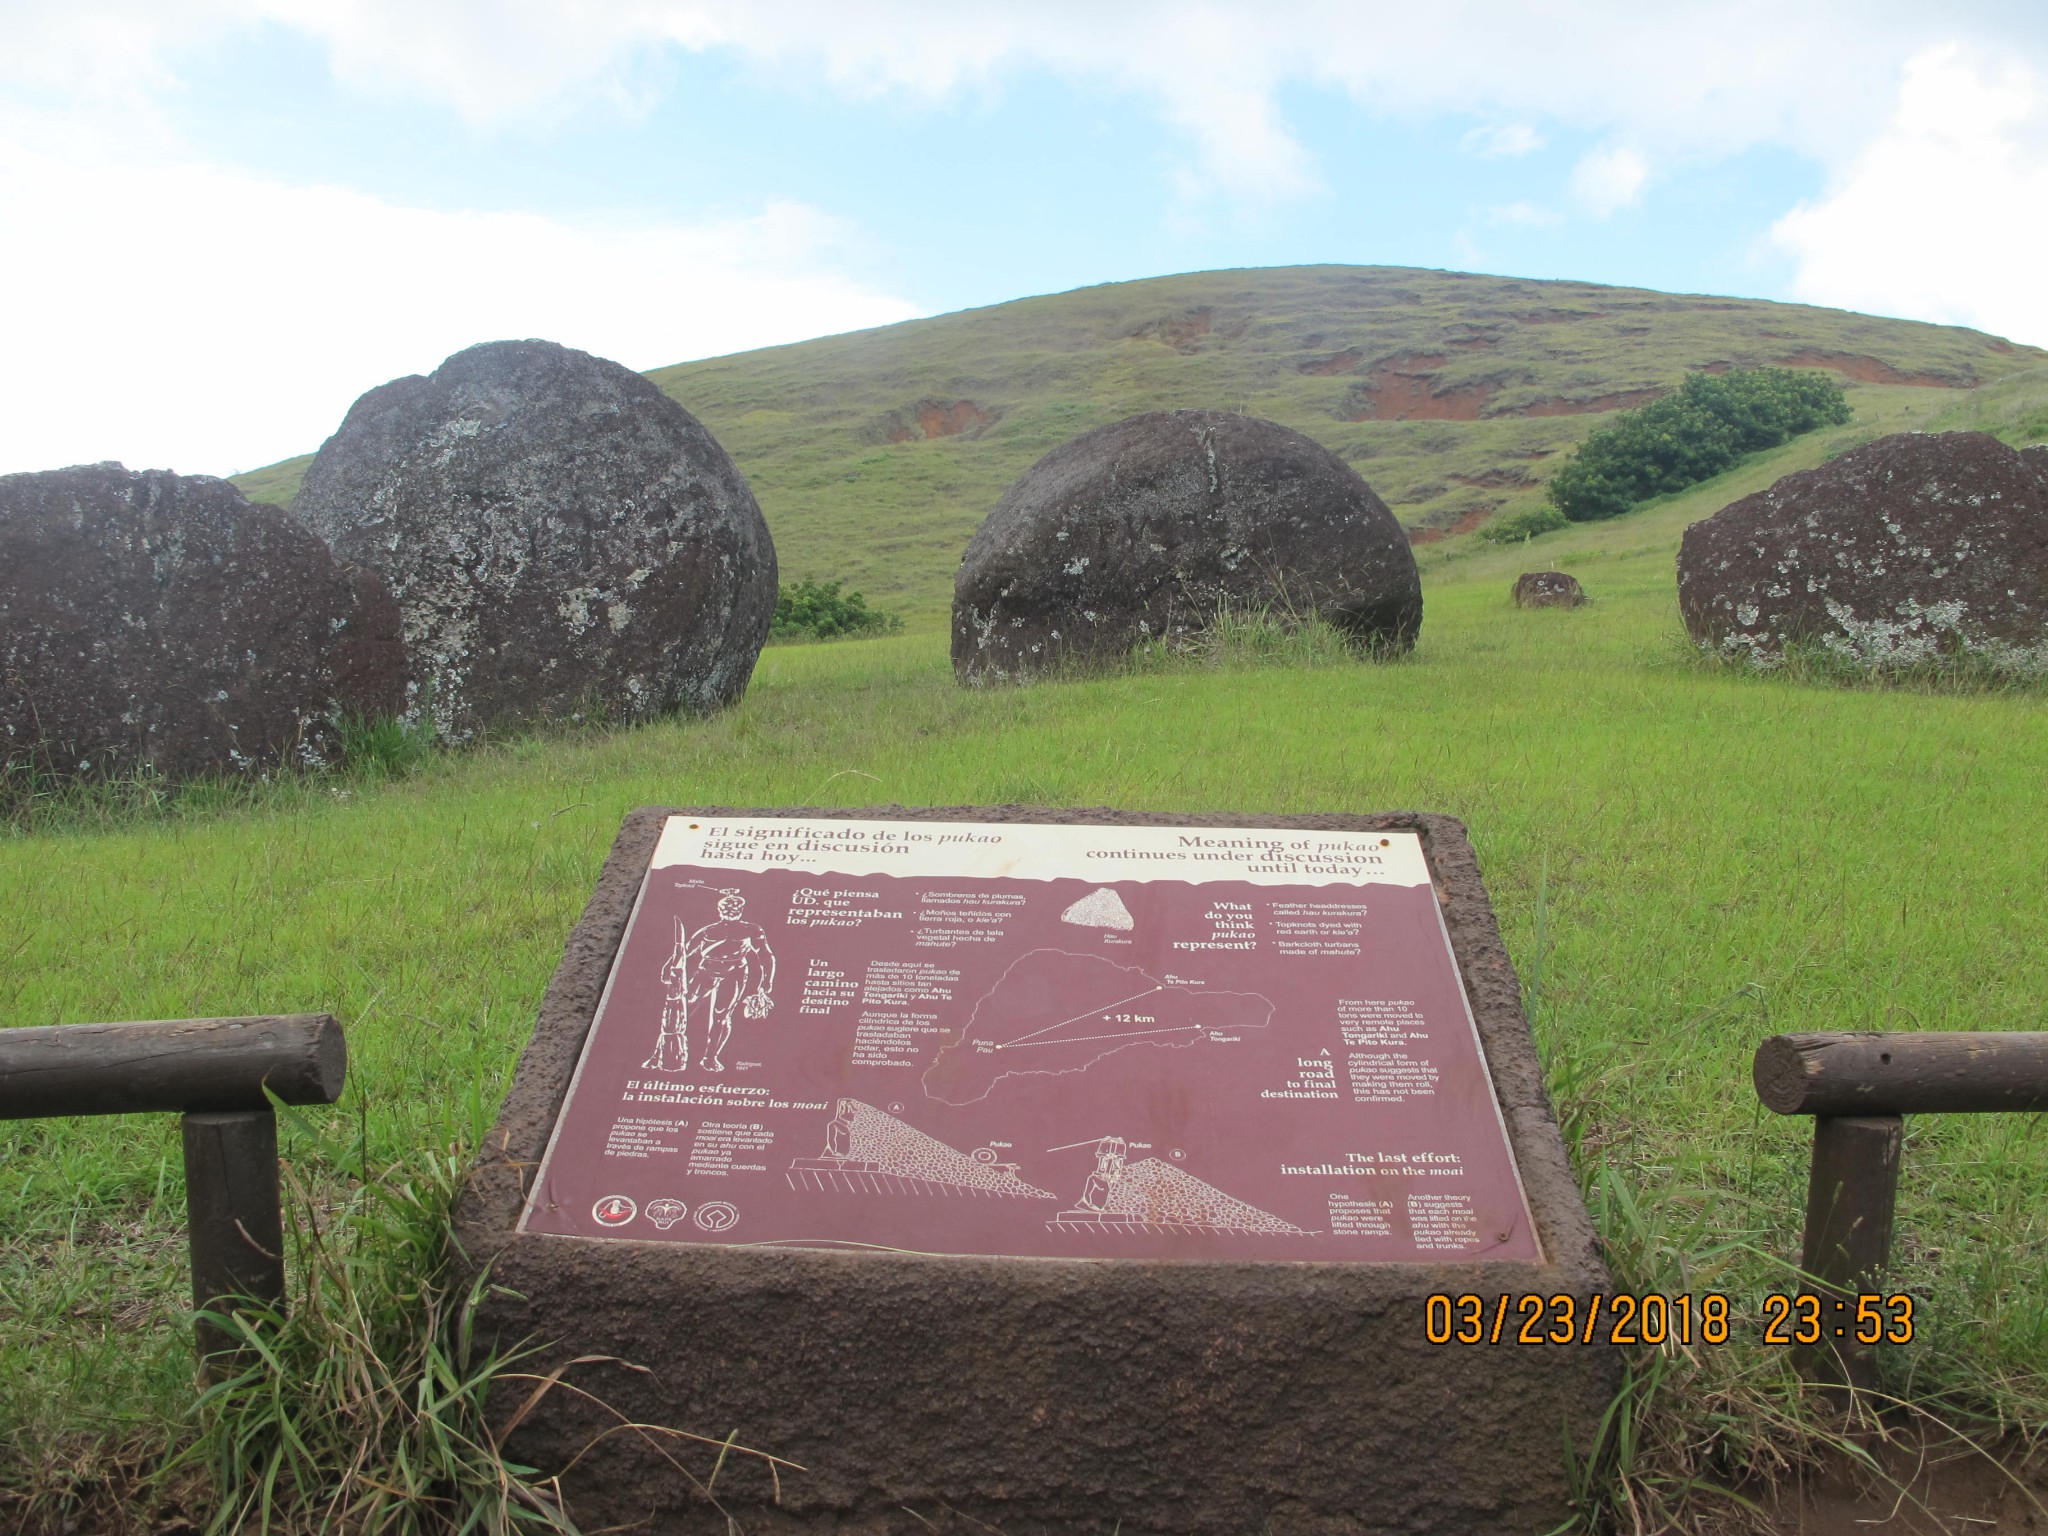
[454,806,1618,1535]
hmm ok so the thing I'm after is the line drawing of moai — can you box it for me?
[1074,1134,1128,1212]
[1045,1135,1312,1235]
[643,889,777,1075]
[788,1098,1054,1199]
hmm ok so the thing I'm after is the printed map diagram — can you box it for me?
[922,949,1274,1105]
[788,1098,1054,1199]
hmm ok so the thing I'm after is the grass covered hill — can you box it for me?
[234,264,2045,617]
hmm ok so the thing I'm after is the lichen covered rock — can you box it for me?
[1678,432,2048,672]
[1,463,404,781]
[293,340,776,740]
[953,410,1420,682]
[1512,571,1587,609]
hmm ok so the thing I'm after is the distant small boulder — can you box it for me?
[1,463,404,782]
[1512,571,1586,608]
[953,410,1421,682]
[1678,432,2048,672]
[293,339,777,741]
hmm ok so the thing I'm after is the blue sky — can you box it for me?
[3,2,2046,475]
[166,33,1821,315]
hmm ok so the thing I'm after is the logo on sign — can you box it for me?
[694,1200,740,1233]
[646,1199,688,1230]
[592,1195,638,1228]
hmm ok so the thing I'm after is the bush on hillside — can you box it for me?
[1546,367,1852,522]
[770,577,903,641]
[1477,503,1569,544]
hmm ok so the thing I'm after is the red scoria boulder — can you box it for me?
[1512,571,1586,608]
[293,340,777,742]
[954,410,1420,682]
[1,463,404,782]
[1678,432,2048,671]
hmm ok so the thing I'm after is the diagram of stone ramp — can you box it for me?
[1049,1158,1312,1236]
[788,1099,1054,1199]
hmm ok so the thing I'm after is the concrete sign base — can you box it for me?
[455,807,1618,1534]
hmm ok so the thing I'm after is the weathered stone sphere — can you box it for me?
[1,463,404,782]
[1512,571,1586,609]
[953,410,1421,682]
[1678,432,2048,671]
[293,340,777,741]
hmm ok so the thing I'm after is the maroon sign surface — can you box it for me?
[522,817,1539,1262]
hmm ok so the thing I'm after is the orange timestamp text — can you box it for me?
[1424,1292,1917,1347]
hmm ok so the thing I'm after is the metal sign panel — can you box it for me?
[521,816,1539,1262]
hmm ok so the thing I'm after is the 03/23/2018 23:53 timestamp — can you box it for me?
[1425,1292,1916,1347]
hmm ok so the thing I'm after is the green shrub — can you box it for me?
[1477,503,1570,544]
[770,578,903,641]
[1546,367,1852,522]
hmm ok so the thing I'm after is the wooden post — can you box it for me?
[1796,1114,1901,1399]
[182,1109,286,1369]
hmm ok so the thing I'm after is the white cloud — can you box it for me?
[0,139,919,476]
[7,1,2048,483]
[1773,45,2048,346]
[12,2,2047,209]
[1488,200,1562,227]
[1568,144,1650,216]
[1466,123,1544,157]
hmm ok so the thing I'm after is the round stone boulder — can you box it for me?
[1512,571,1586,609]
[1,463,405,782]
[1678,432,2048,671]
[953,410,1421,682]
[293,340,777,741]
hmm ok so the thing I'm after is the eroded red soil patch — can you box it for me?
[1776,350,1972,387]
[1341,353,1490,421]
[1405,504,1499,544]
[882,400,996,442]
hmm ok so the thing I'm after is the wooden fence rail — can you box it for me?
[1753,1030,2048,1398]
[0,1014,346,1364]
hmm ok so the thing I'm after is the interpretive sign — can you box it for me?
[521,815,1539,1262]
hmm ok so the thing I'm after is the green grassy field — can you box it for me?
[13,275,2048,1529]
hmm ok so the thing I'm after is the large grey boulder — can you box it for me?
[1678,432,2048,672]
[953,410,1421,682]
[293,340,776,741]
[1,463,404,782]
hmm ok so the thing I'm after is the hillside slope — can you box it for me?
[235,265,2047,617]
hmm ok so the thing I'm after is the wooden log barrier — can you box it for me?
[1754,1030,2048,1401]
[1754,1030,2048,1117]
[0,1014,345,1368]
[0,1014,345,1119]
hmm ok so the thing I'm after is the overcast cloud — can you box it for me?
[4,1,2047,475]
